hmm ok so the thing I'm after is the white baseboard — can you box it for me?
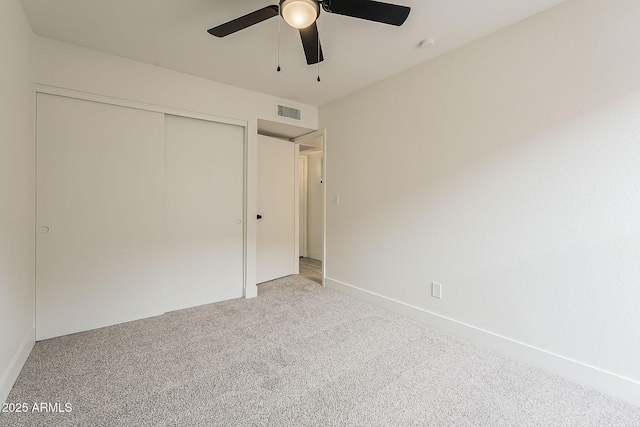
[0,328,35,404]
[325,277,640,407]
[307,250,323,262]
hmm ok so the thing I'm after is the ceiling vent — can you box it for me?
[277,104,302,121]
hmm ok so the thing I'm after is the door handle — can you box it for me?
[257,214,263,220]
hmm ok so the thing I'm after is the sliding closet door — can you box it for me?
[36,94,165,340]
[164,115,244,312]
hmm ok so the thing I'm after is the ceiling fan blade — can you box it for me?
[324,0,410,26]
[208,5,279,37]
[299,22,324,65]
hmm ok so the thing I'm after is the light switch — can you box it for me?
[432,282,442,299]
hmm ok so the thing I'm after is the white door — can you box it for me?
[164,115,244,311]
[256,135,296,283]
[36,94,165,340]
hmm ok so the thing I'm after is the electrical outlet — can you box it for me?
[432,282,442,299]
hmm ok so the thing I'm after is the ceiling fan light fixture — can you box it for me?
[280,0,319,29]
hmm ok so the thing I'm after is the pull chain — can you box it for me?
[317,32,321,82]
[277,15,281,72]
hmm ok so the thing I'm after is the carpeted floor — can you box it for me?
[1,275,639,426]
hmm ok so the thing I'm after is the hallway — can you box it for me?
[299,257,322,285]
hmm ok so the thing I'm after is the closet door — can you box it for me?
[164,115,244,312]
[36,94,165,340]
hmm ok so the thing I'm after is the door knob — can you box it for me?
[257,214,263,220]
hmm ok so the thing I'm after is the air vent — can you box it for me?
[277,104,301,120]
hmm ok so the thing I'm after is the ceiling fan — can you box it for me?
[207,0,411,66]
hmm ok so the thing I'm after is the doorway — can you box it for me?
[295,130,325,286]
[255,120,326,288]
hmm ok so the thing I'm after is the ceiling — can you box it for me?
[20,0,566,107]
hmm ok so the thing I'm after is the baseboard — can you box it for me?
[0,328,35,404]
[325,277,640,407]
[307,250,323,262]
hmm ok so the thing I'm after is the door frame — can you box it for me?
[298,155,308,258]
[293,129,326,286]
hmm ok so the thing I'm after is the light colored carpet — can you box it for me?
[1,275,639,426]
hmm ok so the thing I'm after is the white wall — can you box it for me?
[320,0,640,405]
[0,0,35,404]
[33,36,318,300]
[306,152,324,261]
